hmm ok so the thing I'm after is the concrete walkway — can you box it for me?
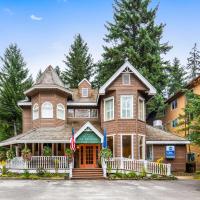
[0,180,199,200]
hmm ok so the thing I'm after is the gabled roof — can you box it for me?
[78,78,91,86]
[74,121,103,143]
[24,66,73,96]
[99,60,156,95]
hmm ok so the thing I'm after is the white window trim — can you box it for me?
[138,97,145,121]
[82,88,89,97]
[120,95,133,119]
[107,135,115,157]
[104,96,114,121]
[120,134,134,159]
[138,135,146,160]
[122,73,130,85]
[41,101,53,119]
[56,103,65,120]
[90,109,98,118]
[32,103,39,120]
[146,144,154,161]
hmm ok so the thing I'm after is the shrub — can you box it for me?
[126,171,137,178]
[36,167,46,176]
[65,148,73,161]
[22,169,30,178]
[115,172,126,178]
[6,149,15,161]
[151,174,158,179]
[139,167,147,178]
[0,151,6,161]
[43,146,52,156]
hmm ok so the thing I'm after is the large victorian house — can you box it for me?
[0,61,188,172]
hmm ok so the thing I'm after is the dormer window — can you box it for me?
[82,88,88,97]
[122,73,130,85]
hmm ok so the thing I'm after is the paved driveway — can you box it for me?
[0,180,199,200]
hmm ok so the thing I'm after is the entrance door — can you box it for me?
[79,144,100,168]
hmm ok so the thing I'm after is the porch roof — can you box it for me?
[146,125,190,144]
[0,121,103,147]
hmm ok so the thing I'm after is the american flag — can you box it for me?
[70,127,76,151]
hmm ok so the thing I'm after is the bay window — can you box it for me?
[120,95,133,119]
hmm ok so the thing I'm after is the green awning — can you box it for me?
[76,130,101,144]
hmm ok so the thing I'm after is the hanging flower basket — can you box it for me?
[21,147,32,161]
[65,148,73,163]
[6,149,15,161]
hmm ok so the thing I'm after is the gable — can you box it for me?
[99,61,156,96]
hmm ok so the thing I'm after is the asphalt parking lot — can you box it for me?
[0,180,199,200]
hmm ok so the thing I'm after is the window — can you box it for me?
[41,102,53,118]
[56,103,65,120]
[171,119,178,128]
[82,88,88,97]
[104,97,114,121]
[122,73,130,85]
[138,135,145,160]
[32,103,39,120]
[67,109,74,118]
[120,95,133,119]
[171,99,177,110]
[90,109,98,118]
[75,109,90,118]
[146,145,153,161]
[122,135,132,158]
[107,136,114,157]
[138,97,145,121]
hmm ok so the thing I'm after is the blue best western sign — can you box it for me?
[166,146,175,159]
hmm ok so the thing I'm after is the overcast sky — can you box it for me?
[0,0,200,79]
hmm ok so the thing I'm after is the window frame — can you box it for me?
[107,135,115,157]
[121,134,134,159]
[122,73,130,85]
[82,88,89,97]
[56,103,65,120]
[41,101,53,119]
[171,99,178,110]
[138,97,145,121]
[120,95,133,119]
[171,118,178,128]
[146,144,153,161]
[138,135,145,160]
[104,96,114,121]
[32,103,39,120]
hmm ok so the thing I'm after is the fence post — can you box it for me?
[167,164,171,176]
[143,160,148,173]
[120,157,124,170]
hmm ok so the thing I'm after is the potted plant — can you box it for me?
[6,149,15,161]
[21,147,32,161]
[43,146,52,156]
[100,148,112,160]
[65,148,73,163]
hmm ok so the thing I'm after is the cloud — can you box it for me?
[30,14,43,21]
[4,8,14,15]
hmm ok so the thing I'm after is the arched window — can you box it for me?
[57,103,65,120]
[32,103,39,120]
[41,102,53,118]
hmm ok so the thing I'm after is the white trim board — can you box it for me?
[99,60,156,95]
[74,121,103,143]
[146,141,190,144]
[67,102,97,106]
[78,78,91,86]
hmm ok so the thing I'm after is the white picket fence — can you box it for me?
[105,157,171,176]
[5,156,69,173]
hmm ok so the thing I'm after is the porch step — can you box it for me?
[71,168,105,180]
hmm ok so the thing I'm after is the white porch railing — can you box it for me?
[6,156,69,171]
[105,157,171,176]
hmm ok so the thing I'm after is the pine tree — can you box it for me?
[62,34,94,88]
[96,0,171,116]
[186,43,200,81]
[167,58,186,96]
[0,44,33,140]
[36,69,42,82]
[55,66,61,78]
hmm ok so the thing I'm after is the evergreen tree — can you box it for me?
[55,66,61,78]
[36,69,42,82]
[186,43,200,81]
[167,58,186,96]
[96,0,171,117]
[62,34,94,88]
[0,44,33,140]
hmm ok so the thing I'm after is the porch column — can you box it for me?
[38,143,40,156]
[41,143,44,156]
[64,143,66,155]
[56,143,58,156]
[32,144,35,156]
[15,145,20,157]
[52,143,55,156]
